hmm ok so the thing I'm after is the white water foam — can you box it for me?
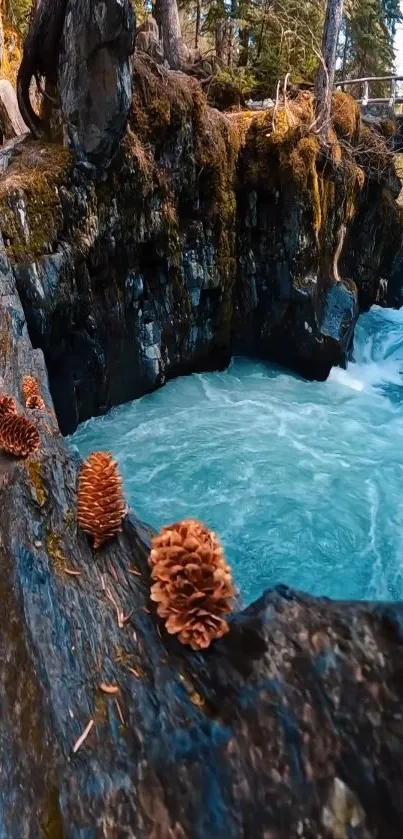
[72,306,403,604]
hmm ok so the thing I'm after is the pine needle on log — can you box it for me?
[72,719,94,754]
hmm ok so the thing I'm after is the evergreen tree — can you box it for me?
[340,0,402,79]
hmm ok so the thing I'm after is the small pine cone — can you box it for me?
[0,394,18,420]
[78,452,127,549]
[150,519,235,651]
[22,375,45,411]
[0,413,41,457]
[26,394,46,410]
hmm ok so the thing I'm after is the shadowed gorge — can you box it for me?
[0,0,403,835]
[1,59,403,433]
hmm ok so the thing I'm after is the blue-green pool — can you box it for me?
[71,305,403,604]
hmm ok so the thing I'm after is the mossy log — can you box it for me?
[1,235,403,837]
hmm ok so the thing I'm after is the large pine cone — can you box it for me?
[22,375,45,410]
[150,519,235,651]
[0,394,18,420]
[78,452,127,549]
[0,413,41,457]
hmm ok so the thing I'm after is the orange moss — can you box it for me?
[0,140,73,261]
[131,55,196,144]
[0,25,22,86]
[331,91,361,143]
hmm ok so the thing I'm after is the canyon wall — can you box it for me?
[1,12,403,836]
[1,58,402,432]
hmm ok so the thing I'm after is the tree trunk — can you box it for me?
[152,1,162,38]
[215,21,226,64]
[0,5,4,71]
[238,26,250,67]
[157,0,182,69]
[227,0,237,67]
[195,0,200,49]
[341,20,349,84]
[315,0,344,136]
[0,79,28,142]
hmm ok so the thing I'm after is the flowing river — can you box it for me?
[71,305,403,605]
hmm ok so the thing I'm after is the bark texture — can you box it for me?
[315,0,344,135]
[0,5,4,70]
[0,78,28,140]
[157,0,182,69]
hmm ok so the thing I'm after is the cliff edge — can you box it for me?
[0,56,402,432]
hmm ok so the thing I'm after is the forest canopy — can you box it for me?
[0,0,402,101]
[143,0,402,99]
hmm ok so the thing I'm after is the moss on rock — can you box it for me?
[0,142,73,262]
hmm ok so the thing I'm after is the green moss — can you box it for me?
[93,692,109,727]
[40,786,67,839]
[0,331,11,368]
[0,142,73,262]
[331,91,361,142]
[46,530,66,574]
[27,460,47,507]
[64,509,77,528]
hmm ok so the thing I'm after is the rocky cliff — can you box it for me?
[0,58,402,433]
[1,242,403,835]
[1,6,403,837]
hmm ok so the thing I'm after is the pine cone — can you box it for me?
[22,375,45,410]
[0,394,18,420]
[0,413,41,457]
[78,452,127,549]
[150,519,235,651]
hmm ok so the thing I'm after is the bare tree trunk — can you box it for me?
[315,0,344,136]
[0,4,3,71]
[0,79,28,141]
[215,21,226,64]
[152,1,162,38]
[157,0,182,69]
[238,26,250,67]
[227,0,237,67]
[195,0,201,49]
[341,20,349,84]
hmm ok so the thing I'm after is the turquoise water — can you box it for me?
[71,305,403,605]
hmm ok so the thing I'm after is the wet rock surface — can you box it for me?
[1,233,403,835]
[1,65,402,435]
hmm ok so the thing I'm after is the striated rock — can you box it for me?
[1,230,403,835]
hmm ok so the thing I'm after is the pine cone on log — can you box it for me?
[22,375,45,410]
[150,519,235,651]
[78,452,127,549]
[0,413,41,457]
[0,394,18,419]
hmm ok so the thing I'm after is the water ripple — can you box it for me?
[71,306,403,604]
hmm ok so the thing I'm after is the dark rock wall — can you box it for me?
[59,0,136,165]
[2,204,403,839]
[1,66,402,433]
